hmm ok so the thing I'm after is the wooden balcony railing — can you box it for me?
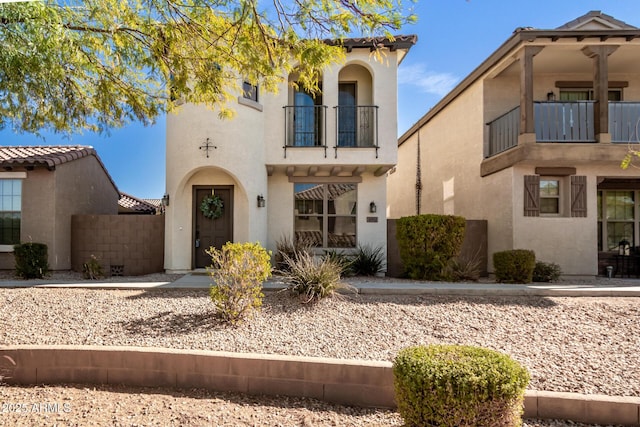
[610,102,640,143]
[534,101,595,143]
[487,101,597,158]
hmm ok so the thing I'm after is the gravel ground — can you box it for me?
[0,273,637,426]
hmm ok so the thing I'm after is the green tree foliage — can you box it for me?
[0,1,415,135]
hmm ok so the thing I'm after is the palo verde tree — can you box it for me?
[0,0,415,135]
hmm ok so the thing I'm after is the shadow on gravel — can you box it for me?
[119,311,223,336]
[124,289,209,300]
[342,293,560,308]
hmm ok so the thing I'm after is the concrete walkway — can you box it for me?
[0,273,639,296]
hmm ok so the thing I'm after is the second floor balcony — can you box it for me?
[487,101,640,157]
[283,105,379,158]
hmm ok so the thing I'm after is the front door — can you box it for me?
[194,186,233,268]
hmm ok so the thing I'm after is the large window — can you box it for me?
[294,183,356,248]
[0,179,21,245]
[598,190,635,251]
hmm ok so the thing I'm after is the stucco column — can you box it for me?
[582,45,619,143]
[517,46,544,146]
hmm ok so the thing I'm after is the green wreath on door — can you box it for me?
[200,195,224,219]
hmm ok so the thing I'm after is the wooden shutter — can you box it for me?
[571,175,587,217]
[524,175,540,217]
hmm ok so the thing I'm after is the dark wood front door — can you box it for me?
[194,186,233,268]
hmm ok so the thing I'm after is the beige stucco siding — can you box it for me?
[7,156,118,271]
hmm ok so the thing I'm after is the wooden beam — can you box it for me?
[330,166,342,176]
[518,46,544,135]
[352,166,365,177]
[266,165,274,176]
[374,166,391,177]
[308,166,318,176]
[286,166,295,177]
[582,45,619,136]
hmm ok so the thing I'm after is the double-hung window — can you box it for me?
[0,179,21,246]
[294,183,356,248]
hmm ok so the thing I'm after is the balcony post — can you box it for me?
[582,45,619,143]
[517,46,544,144]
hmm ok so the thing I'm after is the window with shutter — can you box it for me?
[524,175,540,217]
[571,176,587,217]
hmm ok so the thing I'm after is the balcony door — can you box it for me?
[294,88,323,146]
[338,83,357,147]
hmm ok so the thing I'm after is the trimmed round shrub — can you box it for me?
[493,249,536,284]
[396,214,466,281]
[532,261,562,282]
[393,345,530,427]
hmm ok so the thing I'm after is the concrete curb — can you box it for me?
[1,345,638,425]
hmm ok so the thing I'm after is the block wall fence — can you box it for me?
[71,215,164,276]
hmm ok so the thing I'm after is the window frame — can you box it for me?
[597,189,637,252]
[0,177,23,249]
[293,183,357,249]
[539,177,563,217]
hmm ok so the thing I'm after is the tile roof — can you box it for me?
[0,145,118,193]
[324,34,418,52]
[295,183,355,200]
[119,193,160,214]
[556,10,637,30]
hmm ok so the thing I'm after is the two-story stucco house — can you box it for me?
[388,11,640,276]
[164,36,416,272]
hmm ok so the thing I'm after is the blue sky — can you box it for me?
[2,1,640,198]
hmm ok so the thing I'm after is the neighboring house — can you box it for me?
[118,193,162,215]
[0,146,119,270]
[388,11,640,276]
[165,36,417,272]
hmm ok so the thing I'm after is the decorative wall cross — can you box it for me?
[199,138,217,158]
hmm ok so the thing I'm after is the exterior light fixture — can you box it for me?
[162,193,170,206]
[369,201,377,213]
[257,194,265,208]
[546,91,556,101]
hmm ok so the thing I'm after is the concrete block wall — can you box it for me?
[71,215,164,276]
[1,345,638,426]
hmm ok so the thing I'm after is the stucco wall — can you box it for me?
[0,157,118,271]
[166,47,403,272]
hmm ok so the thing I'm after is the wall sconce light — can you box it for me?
[257,194,266,208]
[161,193,170,206]
[546,91,556,101]
[369,201,377,214]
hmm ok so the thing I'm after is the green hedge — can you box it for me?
[13,242,49,279]
[393,345,530,427]
[493,249,536,284]
[396,214,466,280]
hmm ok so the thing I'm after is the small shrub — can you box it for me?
[350,244,385,276]
[444,255,482,282]
[207,242,272,324]
[279,251,352,303]
[322,249,354,276]
[393,344,530,427]
[493,249,536,284]
[275,234,311,271]
[533,261,562,282]
[82,255,104,280]
[396,214,466,281]
[13,242,49,279]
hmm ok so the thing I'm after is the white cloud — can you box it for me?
[398,64,459,97]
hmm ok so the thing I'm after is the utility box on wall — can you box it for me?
[71,215,165,276]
